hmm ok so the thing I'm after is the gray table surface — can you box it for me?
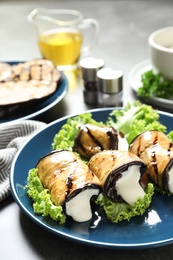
[1,1,173,259]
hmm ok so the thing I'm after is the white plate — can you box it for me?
[129,60,173,110]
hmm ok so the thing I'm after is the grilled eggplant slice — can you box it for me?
[129,130,173,193]
[88,150,148,206]
[0,62,12,81]
[0,59,61,119]
[36,150,101,222]
[73,123,129,159]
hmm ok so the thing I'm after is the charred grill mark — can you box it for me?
[3,60,59,83]
[118,130,125,138]
[66,175,74,198]
[169,143,173,148]
[15,66,31,81]
[136,131,160,179]
[168,142,173,158]
[86,126,105,150]
[153,131,159,145]
[66,176,73,189]
[150,147,159,176]
[107,129,118,149]
[136,135,142,157]
[65,158,78,198]
[133,131,156,157]
[14,64,54,81]
[28,66,32,80]
[85,126,119,150]
[29,67,32,80]
[73,131,86,152]
[150,133,159,181]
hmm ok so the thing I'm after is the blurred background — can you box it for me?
[1,0,173,107]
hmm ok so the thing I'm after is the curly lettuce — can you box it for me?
[96,183,154,223]
[107,100,166,143]
[167,131,173,143]
[137,70,173,100]
[52,112,104,151]
[25,168,66,224]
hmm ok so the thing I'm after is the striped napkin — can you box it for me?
[0,120,47,201]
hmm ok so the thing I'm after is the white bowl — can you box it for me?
[148,26,173,80]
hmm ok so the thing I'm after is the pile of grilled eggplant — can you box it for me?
[0,59,61,118]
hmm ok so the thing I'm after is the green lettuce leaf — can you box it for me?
[107,101,166,143]
[167,131,173,143]
[95,183,154,223]
[52,112,104,151]
[25,168,66,224]
[137,70,173,100]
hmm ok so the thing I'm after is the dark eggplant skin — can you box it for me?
[0,59,61,119]
[35,150,101,207]
[0,92,60,119]
[129,130,173,192]
[88,150,148,203]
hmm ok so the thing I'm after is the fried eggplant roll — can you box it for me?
[73,123,129,159]
[129,130,173,193]
[88,150,148,206]
[36,150,101,222]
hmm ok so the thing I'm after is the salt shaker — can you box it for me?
[80,57,105,105]
[97,68,123,107]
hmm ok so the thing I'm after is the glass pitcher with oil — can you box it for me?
[28,8,100,70]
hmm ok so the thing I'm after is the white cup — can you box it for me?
[148,26,173,80]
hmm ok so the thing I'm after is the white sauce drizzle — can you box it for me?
[65,189,99,222]
[116,165,145,206]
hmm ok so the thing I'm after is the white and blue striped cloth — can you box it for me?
[0,120,46,201]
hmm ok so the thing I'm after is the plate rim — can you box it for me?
[9,107,173,249]
[128,59,151,92]
[0,61,68,126]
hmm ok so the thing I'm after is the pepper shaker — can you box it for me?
[97,68,123,107]
[80,57,105,105]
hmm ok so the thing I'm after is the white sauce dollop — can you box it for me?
[116,165,145,206]
[118,134,129,151]
[168,167,173,193]
[65,188,99,222]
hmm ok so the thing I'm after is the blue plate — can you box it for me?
[0,61,68,124]
[10,108,173,249]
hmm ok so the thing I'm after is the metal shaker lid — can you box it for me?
[97,68,123,93]
[80,57,105,82]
